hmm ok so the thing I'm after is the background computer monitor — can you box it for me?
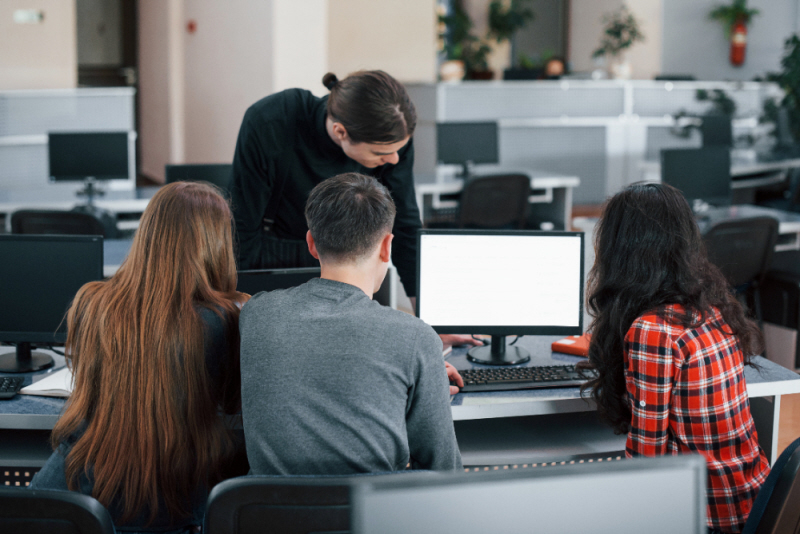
[237,268,321,295]
[416,230,584,365]
[661,147,732,209]
[436,122,499,177]
[165,164,233,196]
[351,455,707,534]
[700,114,733,147]
[48,132,129,182]
[237,267,394,308]
[0,235,104,373]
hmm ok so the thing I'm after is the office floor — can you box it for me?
[780,394,800,453]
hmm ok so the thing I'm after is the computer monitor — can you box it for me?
[236,268,321,295]
[661,147,732,209]
[165,164,233,196]
[700,114,733,147]
[437,122,499,177]
[0,235,104,373]
[237,267,394,308]
[351,455,707,534]
[49,132,129,182]
[416,230,584,365]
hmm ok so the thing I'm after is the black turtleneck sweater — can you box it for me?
[230,88,421,297]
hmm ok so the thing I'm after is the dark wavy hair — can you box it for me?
[582,182,763,434]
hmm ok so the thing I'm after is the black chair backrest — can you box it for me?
[458,174,530,229]
[10,210,106,237]
[741,437,800,534]
[0,487,115,534]
[703,216,779,288]
[205,476,351,534]
[165,164,233,194]
[205,473,434,534]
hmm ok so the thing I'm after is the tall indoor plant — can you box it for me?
[592,4,644,79]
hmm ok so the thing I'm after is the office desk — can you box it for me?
[1,338,796,472]
[447,336,800,467]
[415,171,580,231]
[697,204,800,252]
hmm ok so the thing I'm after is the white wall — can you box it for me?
[569,0,662,79]
[182,0,276,165]
[274,0,328,94]
[662,0,799,81]
[0,0,77,90]
[327,0,437,82]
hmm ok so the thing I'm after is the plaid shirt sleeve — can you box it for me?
[624,315,677,457]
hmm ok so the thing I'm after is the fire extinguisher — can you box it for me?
[730,19,747,66]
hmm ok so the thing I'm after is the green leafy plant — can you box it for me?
[709,0,759,36]
[439,0,491,74]
[488,0,534,43]
[764,35,800,142]
[696,89,737,116]
[592,5,644,59]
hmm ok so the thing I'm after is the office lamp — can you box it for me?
[416,230,584,365]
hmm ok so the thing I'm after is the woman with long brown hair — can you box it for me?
[30,182,246,533]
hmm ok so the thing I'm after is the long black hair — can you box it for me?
[583,182,763,433]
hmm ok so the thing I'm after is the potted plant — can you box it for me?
[438,0,494,80]
[592,4,644,79]
[709,0,759,66]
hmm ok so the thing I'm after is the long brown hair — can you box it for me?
[52,181,244,524]
[583,182,762,434]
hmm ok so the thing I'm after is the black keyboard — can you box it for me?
[458,365,598,393]
[0,376,24,400]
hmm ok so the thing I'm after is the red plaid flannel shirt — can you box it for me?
[624,305,769,533]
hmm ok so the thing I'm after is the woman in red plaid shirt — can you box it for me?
[584,182,770,533]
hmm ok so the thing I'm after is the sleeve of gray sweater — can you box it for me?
[406,328,463,471]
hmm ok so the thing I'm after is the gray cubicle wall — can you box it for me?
[409,81,780,205]
[0,88,136,202]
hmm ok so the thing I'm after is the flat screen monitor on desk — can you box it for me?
[437,122,499,177]
[700,114,733,147]
[351,455,707,534]
[416,230,584,365]
[49,132,129,182]
[661,147,732,209]
[0,235,104,373]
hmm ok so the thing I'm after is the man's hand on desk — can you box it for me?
[407,297,483,350]
[445,361,464,395]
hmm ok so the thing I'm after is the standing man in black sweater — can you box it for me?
[230,70,477,350]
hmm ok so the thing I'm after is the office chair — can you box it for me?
[204,472,434,534]
[703,216,779,324]
[458,173,530,229]
[0,487,115,534]
[9,209,109,237]
[741,436,800,534]
[165,163,233,195]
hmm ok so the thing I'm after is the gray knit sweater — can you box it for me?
[240,277,462,475]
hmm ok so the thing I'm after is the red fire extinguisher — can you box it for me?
[730,19,747,66]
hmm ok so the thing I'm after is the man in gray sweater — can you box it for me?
[240,172,463,475]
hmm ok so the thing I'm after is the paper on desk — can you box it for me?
[19,367,73,398]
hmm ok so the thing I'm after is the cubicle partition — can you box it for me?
[407,81,780,204]
[0,88,137,203]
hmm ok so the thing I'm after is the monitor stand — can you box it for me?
[73,177,118,237]
[0,342,55,373]
[467,335,530,366]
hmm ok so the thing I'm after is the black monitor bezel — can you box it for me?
[48,131,130,182]
[0,234,104,344]
[436,121,500,166]
[416,229,584,336]
[660,147,732,208]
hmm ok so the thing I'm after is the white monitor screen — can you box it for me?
[416,231,583,335]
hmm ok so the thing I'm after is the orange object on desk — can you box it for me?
[551,333,591,357]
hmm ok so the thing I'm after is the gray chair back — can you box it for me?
[458,174,530,229]
[10,210,107,237]
[0,487,115,534]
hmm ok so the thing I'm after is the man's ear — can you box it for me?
[379,233,394,263]
[306,230,320,260]
[331,122,349,143]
